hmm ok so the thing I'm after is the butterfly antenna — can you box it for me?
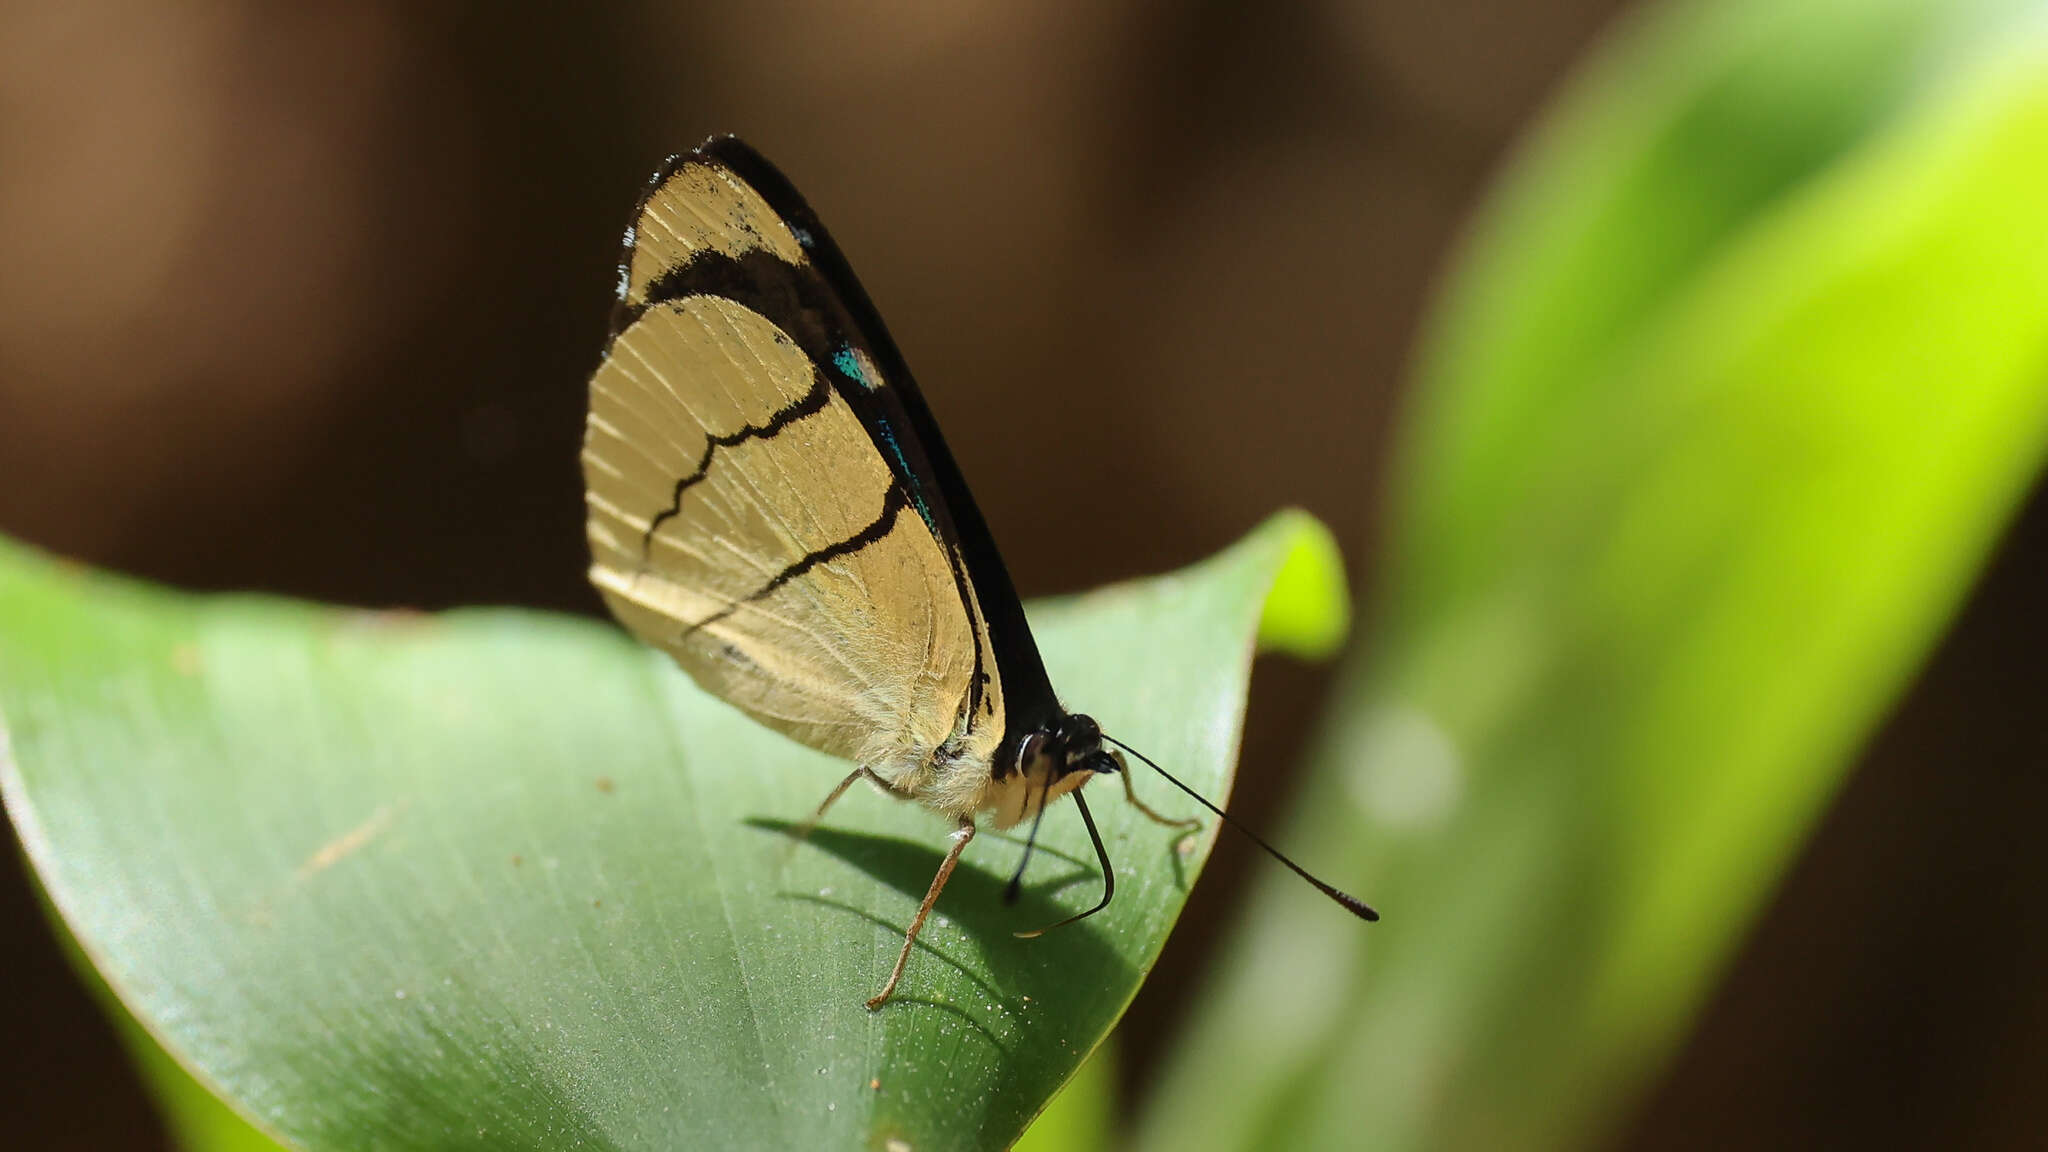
[1003,773,1052,904]
[1102,735,1379,922]
[1014,790,1114,938]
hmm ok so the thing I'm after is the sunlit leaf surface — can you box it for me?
[2,512,1344,1151]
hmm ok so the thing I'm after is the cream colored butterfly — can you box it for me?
[582,136,1374,1008]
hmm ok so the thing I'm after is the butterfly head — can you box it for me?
[1018,712,1121,798]
[983,713,1116,829]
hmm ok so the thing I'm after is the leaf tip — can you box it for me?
[1251,510,1351,661]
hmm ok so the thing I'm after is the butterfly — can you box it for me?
[581,136,1374,1009]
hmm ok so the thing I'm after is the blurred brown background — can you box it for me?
[2,1,2041,1148]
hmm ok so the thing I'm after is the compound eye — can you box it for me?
[1051,715,1081,745]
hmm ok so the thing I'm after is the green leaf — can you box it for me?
[1254,516,1351,662]
[1010,1042,1114,1152]
[1141,2,2048,1151]
[0,512,1342,1152]
[38,902,291,1152]
[121,999,295,1152]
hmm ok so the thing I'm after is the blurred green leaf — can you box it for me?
[0,512,1343,1152]
[1142,1,2048,1150]
[1256,517,1353,662]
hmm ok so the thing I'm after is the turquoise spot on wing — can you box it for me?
[834,345,880,391]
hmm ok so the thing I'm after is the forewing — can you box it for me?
[585,293,977,766]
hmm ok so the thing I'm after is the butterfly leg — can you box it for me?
[783,766,894,864]
[867,817,975,1010]
[1120,766,1199,830]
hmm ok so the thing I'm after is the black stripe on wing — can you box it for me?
[613,136,1063,759]
[636,362,833,561]
[680,485,910,637]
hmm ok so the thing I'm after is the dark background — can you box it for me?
[2,2,2040,1147]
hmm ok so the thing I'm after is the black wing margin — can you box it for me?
[611,135,1062,761]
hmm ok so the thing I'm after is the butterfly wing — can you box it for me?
[583,142,1029,791]
[693,139,1062,746]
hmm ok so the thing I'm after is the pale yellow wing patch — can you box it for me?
[584,296,979,773]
